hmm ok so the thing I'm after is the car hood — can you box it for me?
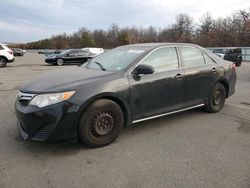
[21,66,114,93]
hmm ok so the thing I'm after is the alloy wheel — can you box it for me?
[57,59,64,66]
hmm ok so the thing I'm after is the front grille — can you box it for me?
[18,91,35,106]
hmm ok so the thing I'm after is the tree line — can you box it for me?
[13,8,250,49]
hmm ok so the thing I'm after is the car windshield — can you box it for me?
[86,46,150,71]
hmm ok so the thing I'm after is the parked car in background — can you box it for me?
[210,49,227,59]
[38,49,63,56]
[38,50,45,54]
[12,48,25,56]
[0,43,14,68]
[15,43,236,147]
[82,47,104,56]
[210,48,243,67]
[224,48,242,67]
[44,50,62,57]
[45,49,96,65]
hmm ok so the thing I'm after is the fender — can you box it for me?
[77,92,132,127]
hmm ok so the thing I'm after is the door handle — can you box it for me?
[211,68,217,72]
[175,73,183,79]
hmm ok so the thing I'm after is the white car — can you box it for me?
[0,43,14,68]
[81,47,104,56]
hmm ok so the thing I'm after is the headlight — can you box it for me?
[29,91,75,108]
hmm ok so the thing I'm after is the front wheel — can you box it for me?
[0,57,7,68]
[56,58,64,66]
[79,99,124,148]
[204,83,226,113]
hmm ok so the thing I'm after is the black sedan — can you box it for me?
[15,43,236,147]
[45,49,95,65]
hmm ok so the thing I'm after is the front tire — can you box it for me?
[0,57,7,68]
[79,99,124,148]
[56,58,64,66]
[204,83,226,113]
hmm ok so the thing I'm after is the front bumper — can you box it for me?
[15,100,80,142]
[7,58,15,63]
[45,58,56,64]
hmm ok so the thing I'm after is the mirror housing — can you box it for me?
[133,64,154,75]
[86,58,92,63]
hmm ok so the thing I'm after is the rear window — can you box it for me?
[179,46,205,67]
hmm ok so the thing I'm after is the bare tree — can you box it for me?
[16,7,250,49]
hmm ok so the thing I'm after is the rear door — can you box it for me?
[178,46,220,107]
[64,50,78,63]
[75,50,89,63]
[129,46,185,121]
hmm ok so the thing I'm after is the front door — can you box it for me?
[128,47,185,121]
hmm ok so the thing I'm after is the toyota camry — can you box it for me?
[15,43,236,148]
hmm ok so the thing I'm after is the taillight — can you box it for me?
[8,50,13,55]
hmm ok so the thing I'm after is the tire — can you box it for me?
[204,83,226,113]
[235,58,242,67]
[0,57,7,68]
[56,58,64,66]
[235,62,241,67]
[79,99,124,148]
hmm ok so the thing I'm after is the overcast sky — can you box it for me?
[0,0,249,43]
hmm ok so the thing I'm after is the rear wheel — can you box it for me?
[79,99,124,148]
[56,58,64,66]
[0,57,7,68]
[204,83,226,113]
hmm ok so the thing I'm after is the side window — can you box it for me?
[203,53,216,64]
[0,45,3,50]
[179,47,205,67]
[77,50,88,56]
[141,47,178,73]
[68,50,77,55]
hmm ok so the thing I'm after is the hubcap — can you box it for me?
[212,90,222,105]
[91,111,114,136]
[57,59,63,65]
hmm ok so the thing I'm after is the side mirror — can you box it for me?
[86,58,92,63]
[133,64,154,75]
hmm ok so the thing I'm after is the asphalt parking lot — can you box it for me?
[0,53,250,188]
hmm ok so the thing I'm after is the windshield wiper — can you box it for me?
[94,62,106,71]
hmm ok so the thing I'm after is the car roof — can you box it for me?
[120,42,200,49]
